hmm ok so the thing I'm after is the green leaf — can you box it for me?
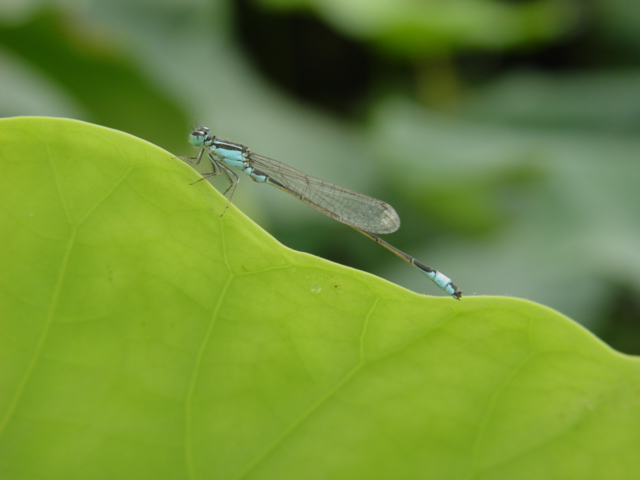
[253,0,580,55]
[1,117,639,479]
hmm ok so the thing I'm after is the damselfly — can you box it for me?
[180,126,462,299]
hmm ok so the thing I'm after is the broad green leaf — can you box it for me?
[1,117,639,480]
[252,0,579,55]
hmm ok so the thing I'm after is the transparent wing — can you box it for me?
[248,153,400,234]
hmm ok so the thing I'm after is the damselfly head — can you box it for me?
[188,126,210,147]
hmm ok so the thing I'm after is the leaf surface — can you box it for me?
[1,117,638,480]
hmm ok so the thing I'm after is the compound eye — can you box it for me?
[194,126,209,137]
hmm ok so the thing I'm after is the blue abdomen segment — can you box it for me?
[245,167,267,183]
[422,270,457,297]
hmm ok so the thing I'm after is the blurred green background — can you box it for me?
[1,0,639,352]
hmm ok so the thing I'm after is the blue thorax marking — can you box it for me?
[210,138,248,169]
